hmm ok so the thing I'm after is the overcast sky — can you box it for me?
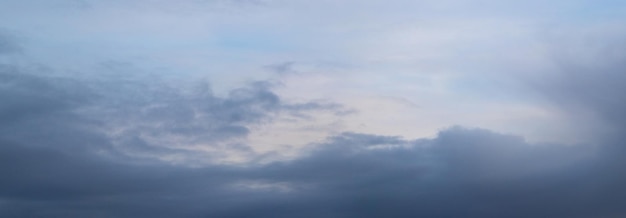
[1,0,626,217]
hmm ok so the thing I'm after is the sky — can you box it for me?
[1,0,626,217]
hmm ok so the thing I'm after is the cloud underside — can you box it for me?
[1,60,626,217]
[2,127,626,218]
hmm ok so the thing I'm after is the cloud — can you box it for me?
[3,123,624,217]
[1,1,626,217]
[525,29,626,143]
[240,127,610,218]
[0,62,622,216]
[0,60,351,164]
[2,38,626,216]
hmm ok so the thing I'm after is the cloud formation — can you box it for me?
[2,121,624,217]
[0,62,352,164]
[1,0,626,217]
[1,60,626,217]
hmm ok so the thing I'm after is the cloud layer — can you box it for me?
[1,58,626,217]
[1,1,626,217]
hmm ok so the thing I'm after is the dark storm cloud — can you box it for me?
[3,39,626,217]
[4,125,623,218]
[0,67,110,157]
[0,138,244,218]
[0,62,620,217]
[0,64,342,217]
[2,73,626,218]
[234,128,617,218]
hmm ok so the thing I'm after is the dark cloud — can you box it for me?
[0,139,241,218]
[2,36,626,217]
[0,65,313,216]
[3,124,624,217]
[0,64,623,217]
[0,60,347,159]
[238,128,616,218]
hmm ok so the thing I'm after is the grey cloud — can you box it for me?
[0,68,91,123]
[5,120,622,218]
[214,128,623,218]
[0,67,110,158]
[0,60,348,162]
[265,61,297,75]
[2,43,626,217]
[0,70,624,218]
[0,65,284,216]
[531,33,626,136]
[0,139,245,218]
[0,66,623,218]
[283,102,354,119]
